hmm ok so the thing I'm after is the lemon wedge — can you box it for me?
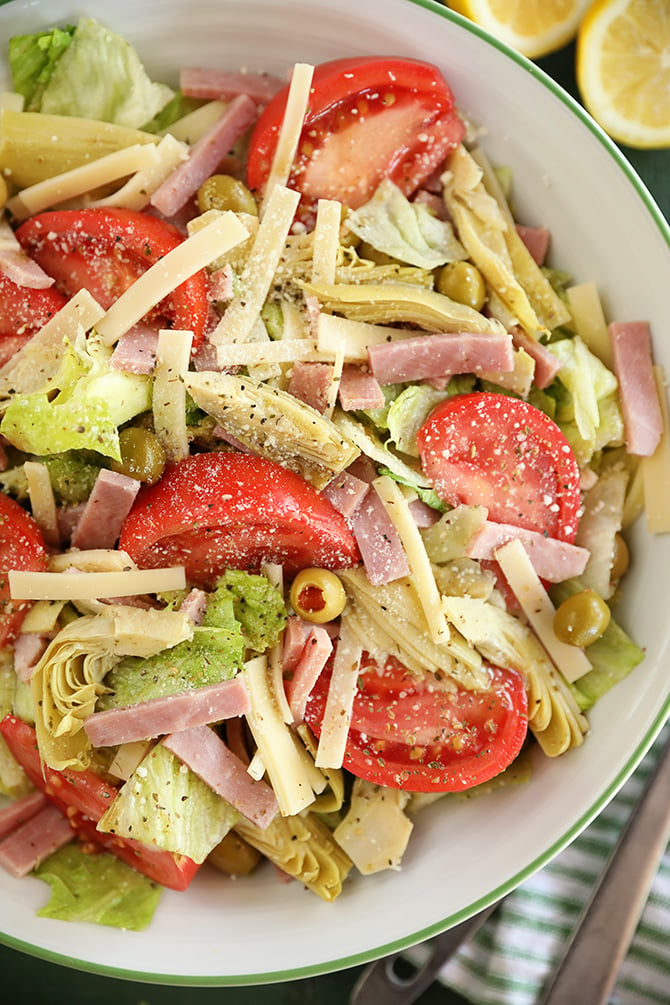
[576,0,670,149]
[447,0,592,59]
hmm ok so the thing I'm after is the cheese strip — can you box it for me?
[244,654,315,816]
[312,199,342,285]
[213,337,323,369]
[7,144,161,219]
[210,184,300,352]
[9,566,186,600]
[88,134,188,211]
[260,63,313,213]
[153,329,193,462]
[373,474,449,644]
[494,538,592,684]
[317,313,416,363]
[315,619,362,770]
[642,365,670,534]
[95,212,249,345]
[566,282,614,370]
[23,461,59,548]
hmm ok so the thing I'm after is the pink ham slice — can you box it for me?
[0,804,73,878]
[465,520,590,582]
[110,325,159,375]
[285,625,333,723]
[368,332,514,385]
[163,724,278,828]
[516,224,550,266]
[350,485,410,585]
[179,588,209,625]
[338,364,385,411]
[320,470,369,520]
[180,68,285,105]
[287,361,334,414]
[281,615,310,677]
[0,790,48,839]
[0,250,55,289]
[608,321,663,457]
[70,469,141,551]
[13,632,49,682]
[511,327,562,389]
[84,676,251,748]
[151,94,258,217]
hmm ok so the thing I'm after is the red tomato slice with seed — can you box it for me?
[0,494,48,647]
[304,653,528,793]
[247,57,465,218]
[118,451,360,588]
[16,208,209,349]
[0,274,66,365]
[417,392,582,542]
[0,715,199,890]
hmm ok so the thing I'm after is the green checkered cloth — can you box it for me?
[438,723,670,1005]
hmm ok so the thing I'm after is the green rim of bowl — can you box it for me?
[1,0,670,986]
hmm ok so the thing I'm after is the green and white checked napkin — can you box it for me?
[438,722,670,1005]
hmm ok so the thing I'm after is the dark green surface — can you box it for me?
[1,14,670,1005]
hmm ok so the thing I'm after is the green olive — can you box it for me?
[196,174,258,216]
[289,568,347,624]
[358,241,397,266]
[553,589,611,648]
[208,832,261,876]
[610,533,630,583]
[111,427,166,485]
[435,261,487,311]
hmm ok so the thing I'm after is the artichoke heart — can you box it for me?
[298,279,505,335]
[184,370,359,489]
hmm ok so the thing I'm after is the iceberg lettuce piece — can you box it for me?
[347,178,467,269]
[22,17,174,129]
[387,383,452,458]
[205,570,287,652]
[97,742,239,863]
[0,332,151,461]
[548,335,622,448]
[8,25,75,111]
[35,843,161,930]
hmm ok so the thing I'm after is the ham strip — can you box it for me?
[0,217,54,289]
[0,790,48,839]
[516,224,550,266]
[71,469,141,551]
[179,588,208,625]
[84,676,251,748]
[163,724,278,828]
[287,361,334,414]
[511,327,562,389]
[368,332,514,385]
[465,520,590,582]
[281,615,310,677]
[180,67,285,105]
[285,626,333,723]
[350,486,411,585]
[13,632,49,682]
[0,804,73,878]
[608,321,663,457]
[338,364,385,411]
[110,325,159,374]
[320,470,369,520]
[151,94,257,217]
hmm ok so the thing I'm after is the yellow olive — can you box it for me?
[289,568,347,624]
[0,175,8,209]
[358,241,397,266]
[196,174,258,216]
[553,589,611,648]
[207,832,261,876]
[610,533,630,583]
[435,261,486,312]
[111,427,166,485]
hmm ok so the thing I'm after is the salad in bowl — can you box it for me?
[0,0,668,986]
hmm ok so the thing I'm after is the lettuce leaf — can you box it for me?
[34,843,161,930]
[13,17,174,129]
[205,570,287,652]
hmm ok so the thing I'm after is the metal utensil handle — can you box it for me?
[540,732,670,1005]
[349,901,499,1005]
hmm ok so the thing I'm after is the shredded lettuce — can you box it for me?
[346,178,467,269]
[205,570,287,652]
[12,17,174,129]
[0,332,151,461]
[34,843,161,930]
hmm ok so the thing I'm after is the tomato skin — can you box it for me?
[416,392,582,543]
[247,57,465,216]
[118,451,361,588]
[0,494,48,647]
[0,715,200,891]
[305,653,528,793]
[0,275,66,365]
[15,208,209,349]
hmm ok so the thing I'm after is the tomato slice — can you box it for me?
[304,653,528,793]
[118,451,361,588]
[416,392,582,542]
[0,715,200,891]
[0,274,66,365]
[0,494,48,647]
[247,57,465,217]
[15,208,209,349]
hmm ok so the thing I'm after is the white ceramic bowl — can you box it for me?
[1,0,669,986]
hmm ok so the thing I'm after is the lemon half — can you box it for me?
[447,0,592,59]
[576,0,670,149]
